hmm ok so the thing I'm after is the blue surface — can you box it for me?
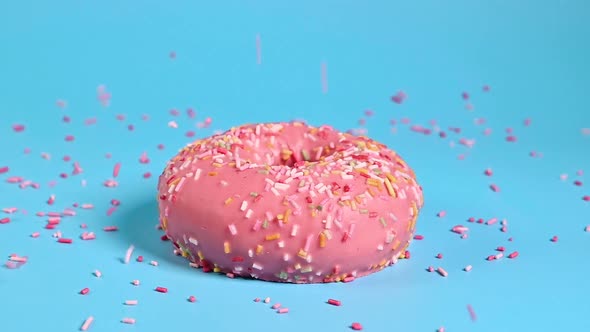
[1,1,589,331]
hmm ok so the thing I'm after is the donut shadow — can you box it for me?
[116,196,188,270]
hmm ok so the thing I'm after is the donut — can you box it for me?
[157,121,424,283]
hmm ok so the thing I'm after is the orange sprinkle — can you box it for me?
[319,233,327,248]
[384,178,395,196]
[224,241,231,254]
[265,233,281,241]
[256,244,264,255]
[386,173,397,183]
[208,171,218,176]
[283,209,291,223]
[297,249,308,258]
[224,197,234,205]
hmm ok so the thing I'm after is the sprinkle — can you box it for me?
[490,184,500,192]
[58,238,73,244]
[467,304,477,321]
[327,299,342,306]
[228,224,238,235]
[413,235,424,240]
[31,232,40,238]
[124,300,138,305]
[550,235,558,242]
[121,318,136,324]
[224,241,231,253]
[80,288,90,295]
[464,265,473,272]
[351,322,363,330]
[391,90,407,104]
[277,308,289,314]
[436,267,448,277]
[113,163,121,178]
[263,297,271,303]
[437,210,447,218]
[508,251,519,259]
[188,296,196,303]
[103,226,118,232]
[265,233,280,241]
[131,280,140,286]
[155,286,168,293]
[124,245,134,264]
[93,270,102,278]
[150,260,158,266]
[271,303,282,309]
[80,316,94,331]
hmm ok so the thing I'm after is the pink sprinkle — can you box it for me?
[484,168,493,176]
[0,166,8,174]
[482,85,490,92]
[486,218,498,225]
[391,90,407,104]
[58,238,73,244]
[585,226,590,232]
[263,297,271,303]
[143,172,151,179]
[577,170,584,176]
[31,232,40,238]
[321,62,329,94]
[506,135,517,142]
[124,300,138,306]
[436,267,448,277]
[327,299,342,306]
[582,128,590,135]
[65,135,75,142]
[93,270,102,278]
[12,124,25,132]
[0,217,10,224]
[436,253,443,259]
[574,180,583,186]
[111,199,121,206]
[467,304,477,321]
[254,298,261,302]
[103,226,118,232]
[560,174,568,181]
[185,131,195,137]
[451,225,468,234]
[106,207,117,216]
[255,34,262,65]
[188,296,196,303]
[80,316,94,331]
[490,184,500,192]
[104,180,118,188]
[508,251,519,259]
[80,287,90,295]
[121,318,136,324]
[47,195,56,205]
[139,152,150,164]
[464,265,472,272]
[155,286,168,293]
[131,280,140,286]
[583,195,590,202]
[413,235,424,240]
[427,266,435,272]
[437,210,447,218]
[150,260,159,266]
[56,99,67,108]
[461,92,470,100]
[169,51,176,59]
[351,322,363,330]
[124,245,134,264]
[550,235,558,242]
[113,163,121,178]
[271,303,282,309]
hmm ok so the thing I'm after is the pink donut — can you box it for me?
[157,122,424,283]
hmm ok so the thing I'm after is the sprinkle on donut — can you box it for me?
[157,121,424,283]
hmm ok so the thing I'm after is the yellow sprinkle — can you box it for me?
[319,233,327,248]
[224,197,234,205]
[366,178,380,187]
[357,168,370,175]
[386,173,397,183]
[297,249,308,258]
[384,178,395,197]
[212,163,223,168]
[197,251,204,260]
[224,241,231,254]
[161,217,168,230]
[256,244,264,255]
[350,200,358,210]
[208,171,218,176]
[392,240,400,250]
[294,263,302,270]
[354,195,362,204]
[265,233,281,241]
[170,178,181,186]
[283,209,291,223]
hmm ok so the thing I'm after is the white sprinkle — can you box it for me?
[228,224,238,235]
[188,237,199,245]
[245,209,254,219]
[252,262,263,270]
[291,225,299,237]
[193,168,202,180]
[240,201,248,211]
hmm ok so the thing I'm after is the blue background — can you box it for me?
[1,1,589,331]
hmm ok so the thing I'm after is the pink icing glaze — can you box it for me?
[157,121,423,283]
